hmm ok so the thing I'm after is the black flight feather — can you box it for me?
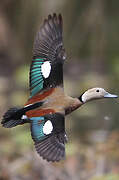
[30,113,68,162]
[32,13,65,62]
[34,132,67,162]
[30,14,66,97]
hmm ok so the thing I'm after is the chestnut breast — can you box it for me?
[42,87,82,114]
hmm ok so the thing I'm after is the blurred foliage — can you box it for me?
[0,0,119,180]
[91,174,119,180]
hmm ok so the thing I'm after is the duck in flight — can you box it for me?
[2,14,118,162]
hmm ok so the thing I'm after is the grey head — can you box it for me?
[79,87,118,103]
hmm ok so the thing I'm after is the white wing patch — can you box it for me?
[41,61,51,78]
[21,115,28,120]
[43,120,53,135]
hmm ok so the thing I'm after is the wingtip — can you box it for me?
[33,12,64,61]
[34,134,66,162]
[48,14,52,20]
[53,13,57,18]
[58,14,62,22]
[47,13,63,24]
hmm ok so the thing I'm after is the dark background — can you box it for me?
[0,0,119,180]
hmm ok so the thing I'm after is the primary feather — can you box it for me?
[30,14,66,97]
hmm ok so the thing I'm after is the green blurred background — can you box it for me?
[0,0,119,180]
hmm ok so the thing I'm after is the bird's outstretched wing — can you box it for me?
[30,14,66,98]
[30,113,67,162]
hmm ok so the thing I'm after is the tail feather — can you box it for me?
[1,107,27,128]
[1,102,43,128]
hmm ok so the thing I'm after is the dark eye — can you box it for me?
[96,89,100,92]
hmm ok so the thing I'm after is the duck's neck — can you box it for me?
[65,97,83,115]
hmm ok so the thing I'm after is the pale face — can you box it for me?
[81,87,118,103]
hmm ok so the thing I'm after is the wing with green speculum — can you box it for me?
[29,14,66,98]
[30,113,67,162]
